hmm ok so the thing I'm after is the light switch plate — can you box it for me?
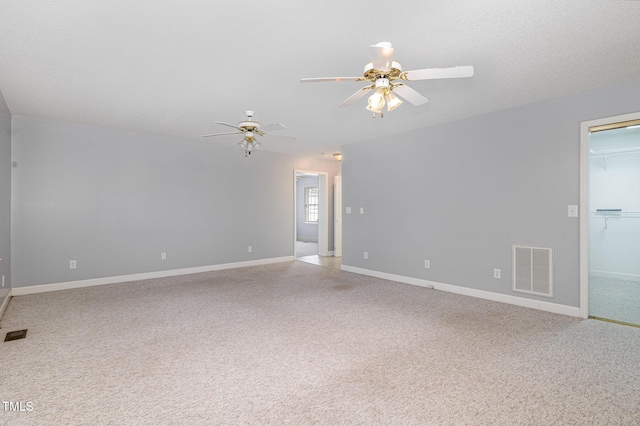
[568,205,578,217]
[346,207,351,214]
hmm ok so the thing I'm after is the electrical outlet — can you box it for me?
[248,246,252,253]
[494,268,501,279]
[161,252,167,260]
[363,251,368,259]
[424,260,430,269]
[69,260,77,269]
[346,207,351,214]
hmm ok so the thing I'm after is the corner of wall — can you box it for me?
[0,90,11,296]
[0,288,11,320]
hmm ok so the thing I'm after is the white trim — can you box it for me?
[334,175,343,258]
[11,256,294,296]
[296,236,318,243]
[580,119,590,318]
[341,265,581,317]
[590,270,640,283]
[0,289,11,319]
[580,111,640,319]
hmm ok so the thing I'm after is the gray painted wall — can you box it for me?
[0,103,10,300]
[0,88,9,115]
[342,77,640,308]
[296,175,319,242]
[10,116,338,288]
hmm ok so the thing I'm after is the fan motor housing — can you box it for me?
[238,121,260,130]
[364,61,403,80]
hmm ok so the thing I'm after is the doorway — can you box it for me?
[294,169,329,256]
[293,169,341,270]
[295,171,321,258]
[580,112,640,326]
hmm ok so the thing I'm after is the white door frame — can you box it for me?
[334,175,342,257]
[579,111,640,318]
[294,169,329,257]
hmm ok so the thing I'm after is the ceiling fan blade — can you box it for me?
[260,123,287,132]
[212,121,245,131]
[370,42,394,72]
[300,77,363,83]
[263,132,296,141]
[339,85,374,107]
[201,131,244,138]
[392,84,429,106]
[403,65,474,81]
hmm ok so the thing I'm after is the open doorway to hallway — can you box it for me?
[294,169,341,270]
[295,171,319,257]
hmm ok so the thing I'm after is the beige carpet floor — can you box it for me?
[1,261,639,425]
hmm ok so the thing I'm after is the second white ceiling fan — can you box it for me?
[201,111,293,157]
[301,42,474,117]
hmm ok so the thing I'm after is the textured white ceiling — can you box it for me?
[1,1,640,156]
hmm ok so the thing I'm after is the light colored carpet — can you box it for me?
[589,276,640,325]
[1,261,639,425]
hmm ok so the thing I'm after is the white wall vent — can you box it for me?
[513,245,553,298]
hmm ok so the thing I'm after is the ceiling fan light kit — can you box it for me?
[364,77,404,117]
[239,139,260,156]
[301,41,474,118]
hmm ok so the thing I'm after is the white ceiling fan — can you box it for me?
[301,42,474,117]
[201,111,293,156]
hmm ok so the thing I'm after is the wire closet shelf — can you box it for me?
[590,210,640,229]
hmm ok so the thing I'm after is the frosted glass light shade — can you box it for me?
[385,91,403,111]
[366,88,385,113]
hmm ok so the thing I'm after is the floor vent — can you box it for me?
[513,245,553,297]
[4,329,28,342]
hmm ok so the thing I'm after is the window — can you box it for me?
[304,187,319,222]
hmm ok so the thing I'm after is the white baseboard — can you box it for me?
[341,265,581,318]
[11,256,295,296]
[296,237,319,243]
[590,270,640,283]
[0,289,11,319]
